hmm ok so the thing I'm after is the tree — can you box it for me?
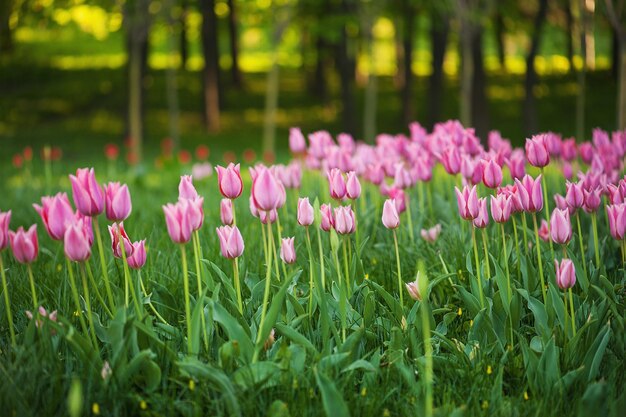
[399,0,418,126]
[604,0,626,129]
[200,0,221,132]
[335,0,358,135]
[227,0,242,88]
[0,0,12,53]
[427,6,450,128]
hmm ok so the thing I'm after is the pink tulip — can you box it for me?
[259,208,277,224]
[550,208,572,244]
[583,188,602,213]
[289,127,307,154]
[554,259,576,289]
[441,146,461,175]
[538,220,550,242]
[0,210,10,250]
[382,199,400,229]
[186,197,204,231]
[163,200,193,244]
[455,185,479,220]
[579,142,594,164]
[525,135,550,168]
[388,188,407,214]
[472,198,490,228]
[561,138,578,162]
[69,168,105,216]
[606,203,626,240]
[220,199,233,225]
[33,193,74,241]
[178,175,199,200]
[320,204,334,231]
[334,206,356,234]
[108,222,133,258]
[297,197,314,227]
[251,166,282,211]
[346,171,361,199]
[127,240,147,269]
[554,194,574,215]
[565,181,585,210]
[25,306,57,330]
[420,224,441,243]
[507,151,526,180]
[367,163,385,185]
[216,225,244,259]
[215,163,243,199]
[405,276,422,301]
[280,237,296,264]
[327,168,347,200]
[490,194,512,223]
[64,219,92,262]
[515,174,543,213]
[9,225,38,264]
[482,159,503,189]
[104,182,132,221]
[393,164,412,189]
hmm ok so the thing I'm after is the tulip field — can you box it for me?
[1,122,625,416]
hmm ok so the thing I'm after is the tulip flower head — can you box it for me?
[346,171,362,199]
[382,199,400,229]
[525,135,550,168]
[441,146,461,175]
[33,193,75,241]
[515,175,544,213]
[538,219,550,242]
[9,225,38,264]
[127,240,147,269]
[216,225,244,259]
[472,198,490,228]
[163,200,194,244]
[104,182,132,221]
[334,206,356,234]
[405,272,423,301]
[215,163,243,199]
[583,188,602,213]
[289,127,307,155]
[280,237,297,264]
[455,185,480,220]
[550,208,572,244]
[251,166,282,212]
[490,194,512,223]
[0,210,11,251]
[482,159,503,189]
[108,222,134,258]
[554,259,576,290]
[70,168,105,216]
[565,182,585,210]
[607,203,626,240]
[420,224,442,243]
[327,168,347,200]
[25,306,58,330]
[64,219,92,262]
[178,175,199,200]
[220,198,234,225]
[297,197,314,227]
[259,208,278,225]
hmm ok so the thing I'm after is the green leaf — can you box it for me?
[314,368,350,417]
[209,300,254,362]
[275,322,318,356]
[342,359,376,373]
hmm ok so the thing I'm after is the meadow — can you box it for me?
[0,124,624,417]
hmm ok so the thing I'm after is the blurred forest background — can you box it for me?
[1,0,626,163]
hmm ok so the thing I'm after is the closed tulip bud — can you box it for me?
[259,208,277,224]
[515,175,543,213]
[405,274,422,301]
[490,194,512,223]
[441,146,461,175]
[215,163,243,199]
[69,168,105,216]
[367,163,385,185]
[216,225,244,259]
[220,199,234,225]
[251,166,282,211]
[554,259,576,289]
[334,206,356,234]
[104,182,132,221]
[0,210,11,250]
[538,219,550,242]
[289,127,307,154]
[472,198,490,228]
[346,171,361,199]
[565,181,584,210]
[127,240,147,269]
[606,203,626,240]
[108,222,133,258]
[507,151,526,180]
[320,204,334,231]
[455,185,480,220]
[420,224,441,243]
[393,164,412,189]
[276,181,287,209]
[382,199,400,229]
[583,188,601,213]
[525,135,550,168]
[186,197,204,231]
[579,142,594,164]
[297,197,314,226]
[64,219,92,262]
[280,237,296,264]
[163,200,193,244]
[327,168,347,200]
[178,175,199,200]
[550,208,572,244]
[33,193,74,240]
[9,225,38,264]
[388,188,407,213]
[482,159,503,189]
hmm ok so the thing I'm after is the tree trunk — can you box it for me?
[312,36,328,100]
[0,0,12,54]
[565,0,574,72]
[401,2,416,125]
[495,11,506,69]
[458,0,473,128]
[471,28,489,139]
[427,12,449,129]
[180,0,188,69]
[125,0,151,164]
[618,39,626,129]
[227,0,242,88]
[336,0,357,135]
[583,0,595,70]
[166,0,180,150]
[523,0,548,135]
[200,0,221,132]
[612,25,620,80]
[363,13,377,142]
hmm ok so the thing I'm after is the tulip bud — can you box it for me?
[405,273,423,301]
[215,163,244,199]
[554,259,576,289]
[178,175,199,200]
[606,203,626,240]
[482,159,503,189]
[69,168,105,216]
[327,168,347,200]
[565,181,585,210]
[251,166,282,211]
[346,171,361,199]
[104,182,132,221]
[334,206,356,235]
[538,219,550,242]
[220,199,234,225]
[382,199,400,229]
[216,225,244,259]
[108,222,134,258]
[289,127,307,154]
[420,224,441,243]
[64,219,92,262]
[515,175,543,213]
[0,210,11,251]
[490,194,512,223]
[163,200,193,244]
[472,198,490,228]
[455,185,479,220]
[525,135,550,168]
[127,240,147,269]
[33,193,75,241]
[320,204,334,232]
[550,208,572,244]
[280,237,296,264]
[297,197,314,227]
[583,188,601,213]
[9,225,38,264]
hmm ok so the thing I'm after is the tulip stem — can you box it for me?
[568,288,576,336]
[26,264,38,311]
[541,168,555,260]
[232,258,243,314]
[0,253,16,347]
[192,231,209,352]
[80,263,99,348]
[591,213,601,267]
[471,226,485,309]
[180,244,193,355]
[392,230,404,307]
[66,259,90,344]
[93,217,115,313]
[231,201,237,227]
[342,239,350,291]
[500,224,514,346]
[521,213,529,253]
[532,213,547,305]
[481,228,491,279]
[85,262,113,318]
[427,181,434,221]
[575,212,588,277]
[405,197,415,244]
[419,296,433,417]
[138,271,169,325]
[119,230,141,316]
[316,227,326,290]
[305,227,315,315]
[332,239,346,343]
[254,222,275,363]
[275,216,288,280]
[418,181,425,214]
[512,217,522,276]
